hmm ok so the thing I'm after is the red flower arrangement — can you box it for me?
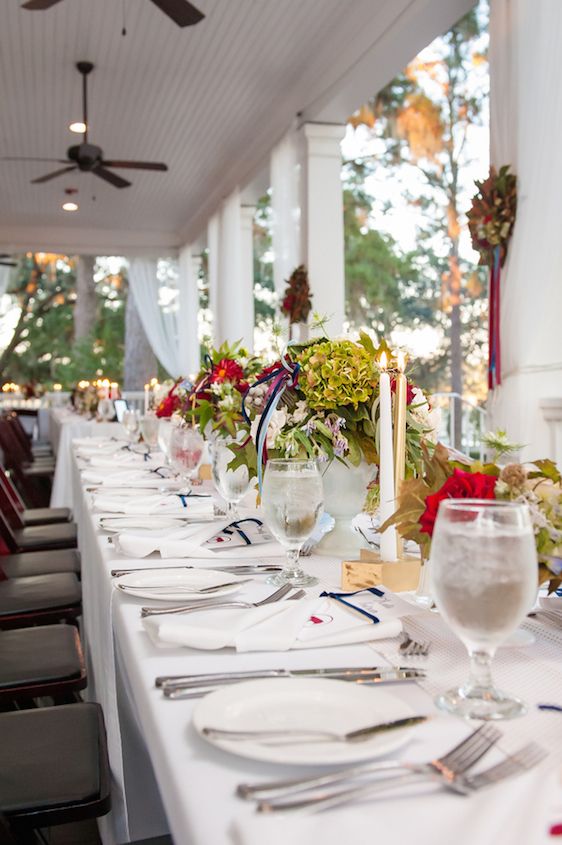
[209,358,248,393]
[155,382,182,418]
[390,376,416,406]
[280,265,313,324]
[419,468,497,537]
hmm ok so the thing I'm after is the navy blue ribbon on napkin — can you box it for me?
[223,518,264,545]
[319,587,385,624]
[175,491,213,507]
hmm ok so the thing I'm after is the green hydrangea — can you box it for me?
[297,340,376,409]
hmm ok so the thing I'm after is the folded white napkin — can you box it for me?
[142,595,402,652]
[92,492,214,516]
[114,515,284,558]
[82,468,179,489]
[83,452,166,469]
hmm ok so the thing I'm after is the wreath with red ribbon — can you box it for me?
[467,165,517,390]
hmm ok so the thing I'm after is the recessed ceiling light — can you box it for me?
[69,121,86,133]
[62,202,79,212]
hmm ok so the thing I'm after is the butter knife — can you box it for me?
[201,716,427,744]
[111,564,283,578]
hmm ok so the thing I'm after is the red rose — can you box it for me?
[419,469,497,537]
[391,376,416,406]
[155,394,181,418]
[210,358,245,386]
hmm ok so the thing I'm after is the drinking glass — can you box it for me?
[210,435,250,517]
[140,413,160,450]
[170,426,204,492]
[431,499,537,720]
[97,398,115,422]
[122,409,141,443]
[261,459,324,587]
[158,419,174,465]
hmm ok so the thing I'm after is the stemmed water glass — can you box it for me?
[158,419,174,465]
[430,499,538,720]
[261,458,324,587]
[170,425,205,492]
[210,435,250,517]
[97,397,115,422]
[140,413,160,451]
[122,409,141,443]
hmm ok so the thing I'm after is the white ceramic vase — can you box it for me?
[316,459,375,557]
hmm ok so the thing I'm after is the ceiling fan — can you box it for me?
[2,61,168,189]
[21,0,205,28]
[0,255,16,267]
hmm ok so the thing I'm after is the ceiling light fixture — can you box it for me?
[69,121,86,134]
[62,201,79,212]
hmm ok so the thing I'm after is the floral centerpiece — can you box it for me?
[233,330,439,492]
[382,440,562,591]
[179,342,263,437]
[154,379,186,418]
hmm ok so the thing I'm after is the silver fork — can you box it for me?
[399,630,431,657]
[238,723,500,804]
[140,583,293,617]
[256,737,544,813]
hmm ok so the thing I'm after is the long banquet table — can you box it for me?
[68,437,562,845]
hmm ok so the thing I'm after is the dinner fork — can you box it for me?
[256,737,544,813]
[140,583,293,617]
[237,723,500,803]
[399,630,431,657]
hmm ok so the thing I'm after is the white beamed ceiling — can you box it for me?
[0,0,474,255]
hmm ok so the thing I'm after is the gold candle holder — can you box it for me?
[393,351,407,556]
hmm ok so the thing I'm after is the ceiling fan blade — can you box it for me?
[21,0,64,9]
[93,167,131,189]
[149,0,205,27]
[31,165,77,184]
[102,160,168,171]
[1,157,68,163]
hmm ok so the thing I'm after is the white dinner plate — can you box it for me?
[113,568,245,601]
[193,678,417,766]
[99,516,189,533]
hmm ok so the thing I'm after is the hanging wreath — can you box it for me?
[467,165,517,390]
[280,264,313,324]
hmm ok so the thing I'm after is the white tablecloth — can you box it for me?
[68,446,562,845]
[50,410,121,507]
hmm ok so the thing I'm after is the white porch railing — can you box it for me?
[430,392,487,461]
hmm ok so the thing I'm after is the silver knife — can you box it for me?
[116,578,252,594]
[111,565,283,578]
[200,716,427,743]
[156,666,423,687]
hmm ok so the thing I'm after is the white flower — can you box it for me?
[291,400,308,424]
[250,408,287,449]
[409,387,441,442]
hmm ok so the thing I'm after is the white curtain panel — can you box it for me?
[271,126,301,295]
[488,0,562,455]
[128,257,186,378]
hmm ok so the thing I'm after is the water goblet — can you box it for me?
[430,498,538,720]
[210,435,250,517]
[122,409,141,443]
[170,425,204,492]
[140,413,160,450]
[261,458,324,587]
[97,397,115,422]
[158,419,174,465]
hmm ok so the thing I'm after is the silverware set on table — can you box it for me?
[234,725,546,813]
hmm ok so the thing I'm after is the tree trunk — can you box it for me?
[123,287,157,390]
[74,255,97,342]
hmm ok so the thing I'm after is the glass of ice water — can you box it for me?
[122,409,141,443]
[170,425,204,492]
[431,499,537,720]
[261,459,324,587]
[140,413,160,450]
[211,435,250,517]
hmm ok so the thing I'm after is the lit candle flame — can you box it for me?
[380,351,388,370]
[397,351,406,372]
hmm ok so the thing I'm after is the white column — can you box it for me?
[299,122,346,335]
[177,245,200,378]
[271,128,301,296]
[488,0,562,459]
[239,205,256,352]
[207,214,220,341]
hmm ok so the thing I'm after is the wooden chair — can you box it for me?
[0,572,81,630]
[0,466,71,526]
[0,508,77,555]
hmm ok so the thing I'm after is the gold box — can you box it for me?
[341,550,421,592]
